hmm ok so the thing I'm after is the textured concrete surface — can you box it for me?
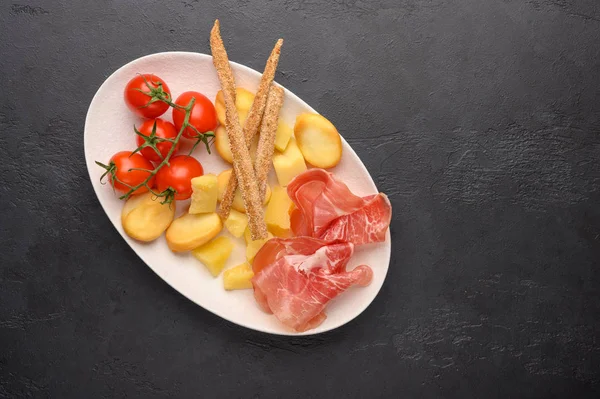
[1,0,600,397]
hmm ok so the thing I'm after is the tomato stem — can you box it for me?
[187,129,215,156]
[131,121,165,160]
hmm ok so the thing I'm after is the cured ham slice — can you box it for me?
[320,194,391,244]
[252,237,373,332]
[287,169,391,245]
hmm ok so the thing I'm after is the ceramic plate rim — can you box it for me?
[84,51,391,336]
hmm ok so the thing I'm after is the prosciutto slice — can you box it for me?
[252,237,373,332]
[287,169,392,245]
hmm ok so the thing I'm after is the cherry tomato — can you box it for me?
[155,155,204,200]
[124,74,171,119]
[102,151,155,195]
[135,119,179,162]
[172,91,217,139]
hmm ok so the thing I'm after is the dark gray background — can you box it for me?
[1,0,599,397]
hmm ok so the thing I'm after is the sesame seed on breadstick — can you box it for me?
[254,86,284,200]
[220,82,268,239]
[210,20,236,103]
[242,39,283,145]
[219,39,283,219]
[209,20,238,220]
[210,21,268,239]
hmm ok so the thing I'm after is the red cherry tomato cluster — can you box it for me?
[98,73,217,201]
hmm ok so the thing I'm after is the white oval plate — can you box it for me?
[84,52,391,335]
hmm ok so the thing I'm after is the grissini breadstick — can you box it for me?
[210,19,238,219]
[254,86,284,200]
[220,39,283,219]
[210,21,268,239]
[220,80,268,239]
[242,39,283,144]
[210,20,236,104]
